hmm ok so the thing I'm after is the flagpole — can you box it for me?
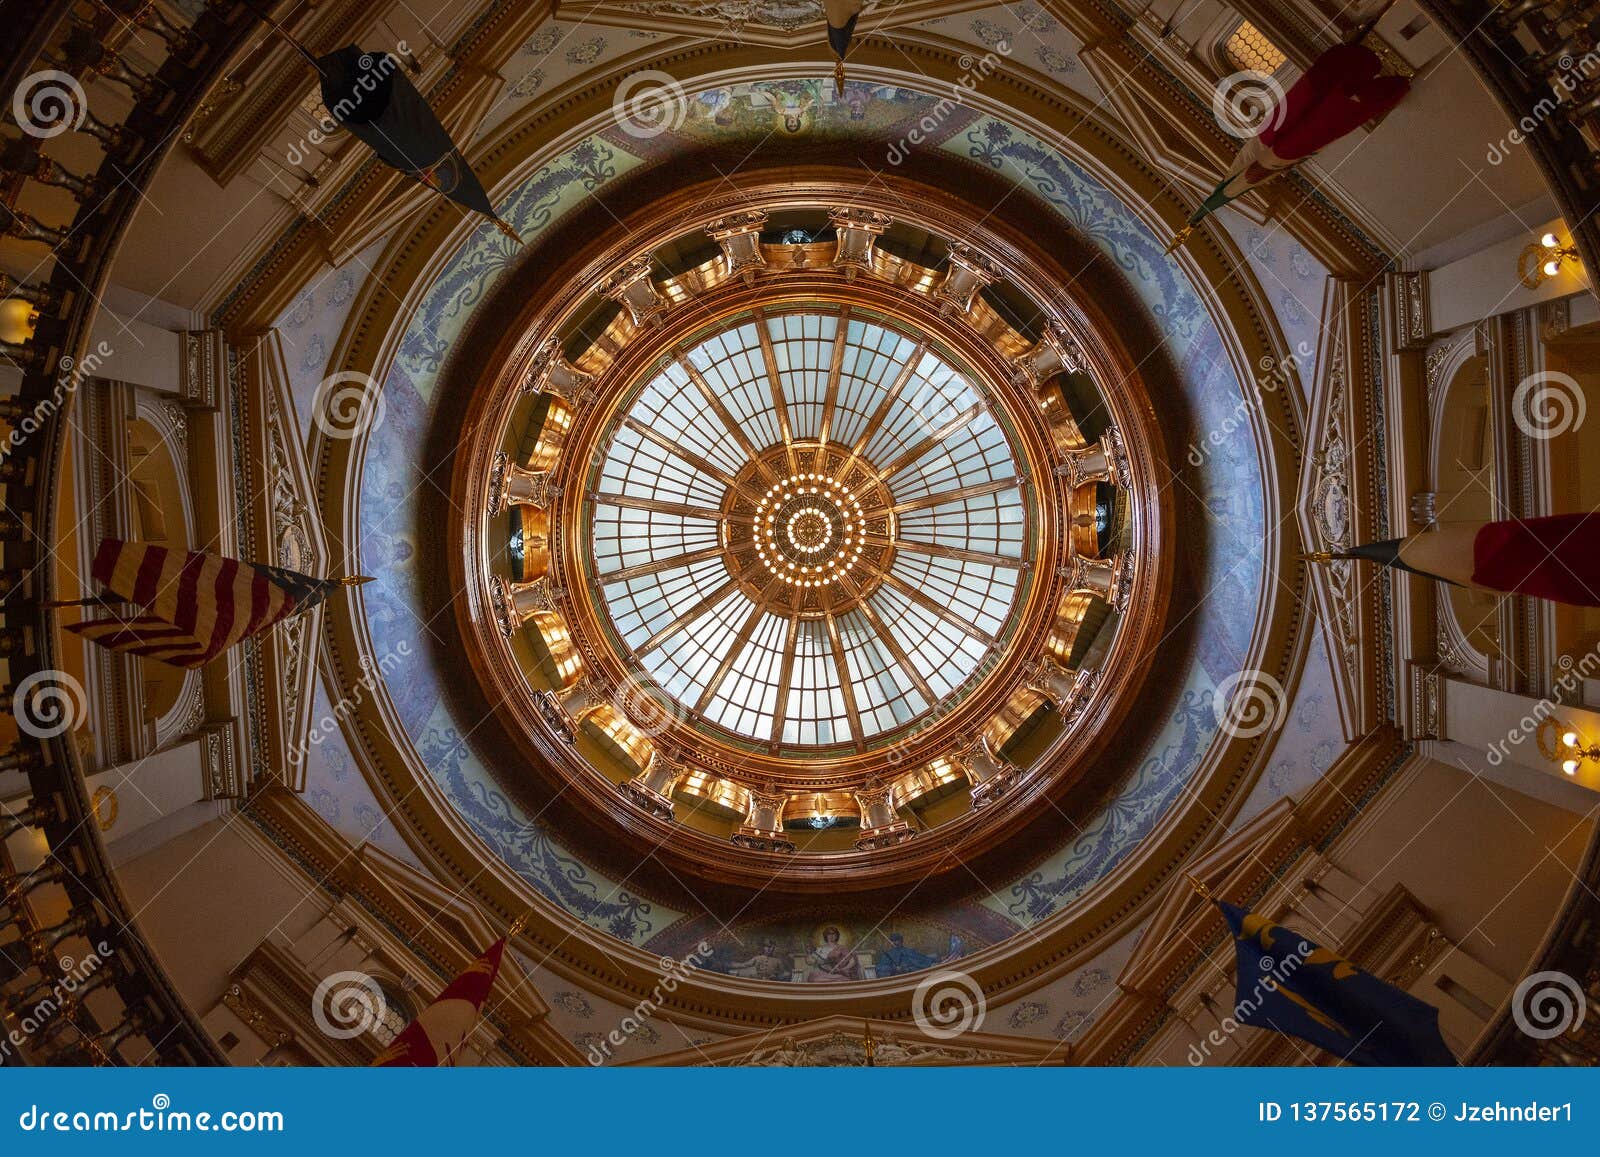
[1162,225,1195,256]
[39,595,133,609]
[234,0,323,72]
[506,908,534,939]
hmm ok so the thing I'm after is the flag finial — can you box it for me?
[1185,872,1213,900]
[834,59,846,98]
[339,575,376,586]
[491,215,522,245]
[1299,551,1335,564]
[1163,225,1194,255]
[506,908,534,939]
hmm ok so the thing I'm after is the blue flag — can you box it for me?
[1217,900,1456,1066]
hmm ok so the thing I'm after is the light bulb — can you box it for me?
[1543,259,1562,277]
[1562,759,1580,776]
[1541,232,1560,249]
[1562,730,1580,748]
[0,298,36,345]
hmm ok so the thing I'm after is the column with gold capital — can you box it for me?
[620,750,684,820]
[522,336,595,410]
[732,788,796,853]
[958,733,1022,809]
[853,784,913,851]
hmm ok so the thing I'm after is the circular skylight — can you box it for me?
[587,308,1030,750]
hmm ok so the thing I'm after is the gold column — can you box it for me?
[493,577,561,638]
[731,788,796,853]
[1061,551,1134,615]
[853,784,914,851]
[706,210,769,285]
[497,461,560,511]
[1056,427,1127,489]
[958,732,1021,809]
[620,750,683,820]
[523,337,595,410]
[1012,323,1087,384]
[600,257,667,327]
[934,242,1002,314]
[1024,657,1100,730]
[828,207,893,280]
[539,676,606,744]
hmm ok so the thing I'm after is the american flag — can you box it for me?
[64,538,358,669]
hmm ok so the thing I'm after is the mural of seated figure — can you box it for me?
[875,932,937,978]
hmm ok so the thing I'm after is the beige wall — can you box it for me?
[1335,757,1591,982]
[116,817,327,1011]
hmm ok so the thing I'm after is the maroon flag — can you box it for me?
[1167,43,1410,252]
[370,926,520,1067]
[63,538,367,668]
[1307,515,1600,607]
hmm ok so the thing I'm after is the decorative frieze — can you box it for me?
[199,722,243,800]
[1387,271,1430,351]
[179,329,227,411]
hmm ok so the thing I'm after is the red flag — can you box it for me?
[1469,515,1600,606]
[370,939,509,1067]
[1314,515,1600,607]
[1168,43,1410,251]
[1260,43,1410,162]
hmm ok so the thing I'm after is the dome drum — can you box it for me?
[450,177,1173,890]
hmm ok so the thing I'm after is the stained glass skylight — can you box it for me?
[588,308,1030,750]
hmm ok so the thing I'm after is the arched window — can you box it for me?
[370,980,416,1046]
[1221,20,1288,75]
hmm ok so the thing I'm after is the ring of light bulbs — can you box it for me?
[753,473,868,588]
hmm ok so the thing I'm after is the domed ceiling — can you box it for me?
[21,0,1591,1071]
[311,66,1303,999]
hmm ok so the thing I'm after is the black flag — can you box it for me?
[316,45,520,243]
[824,0,864,96]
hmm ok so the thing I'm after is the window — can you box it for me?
[1222,20,1288,75]
[587,308,1031,750]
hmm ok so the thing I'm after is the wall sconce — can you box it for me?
[1557,727,1600,777]
[1518,231,1581,289]
[1540,718,1599,776]
[0,296,38,345]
